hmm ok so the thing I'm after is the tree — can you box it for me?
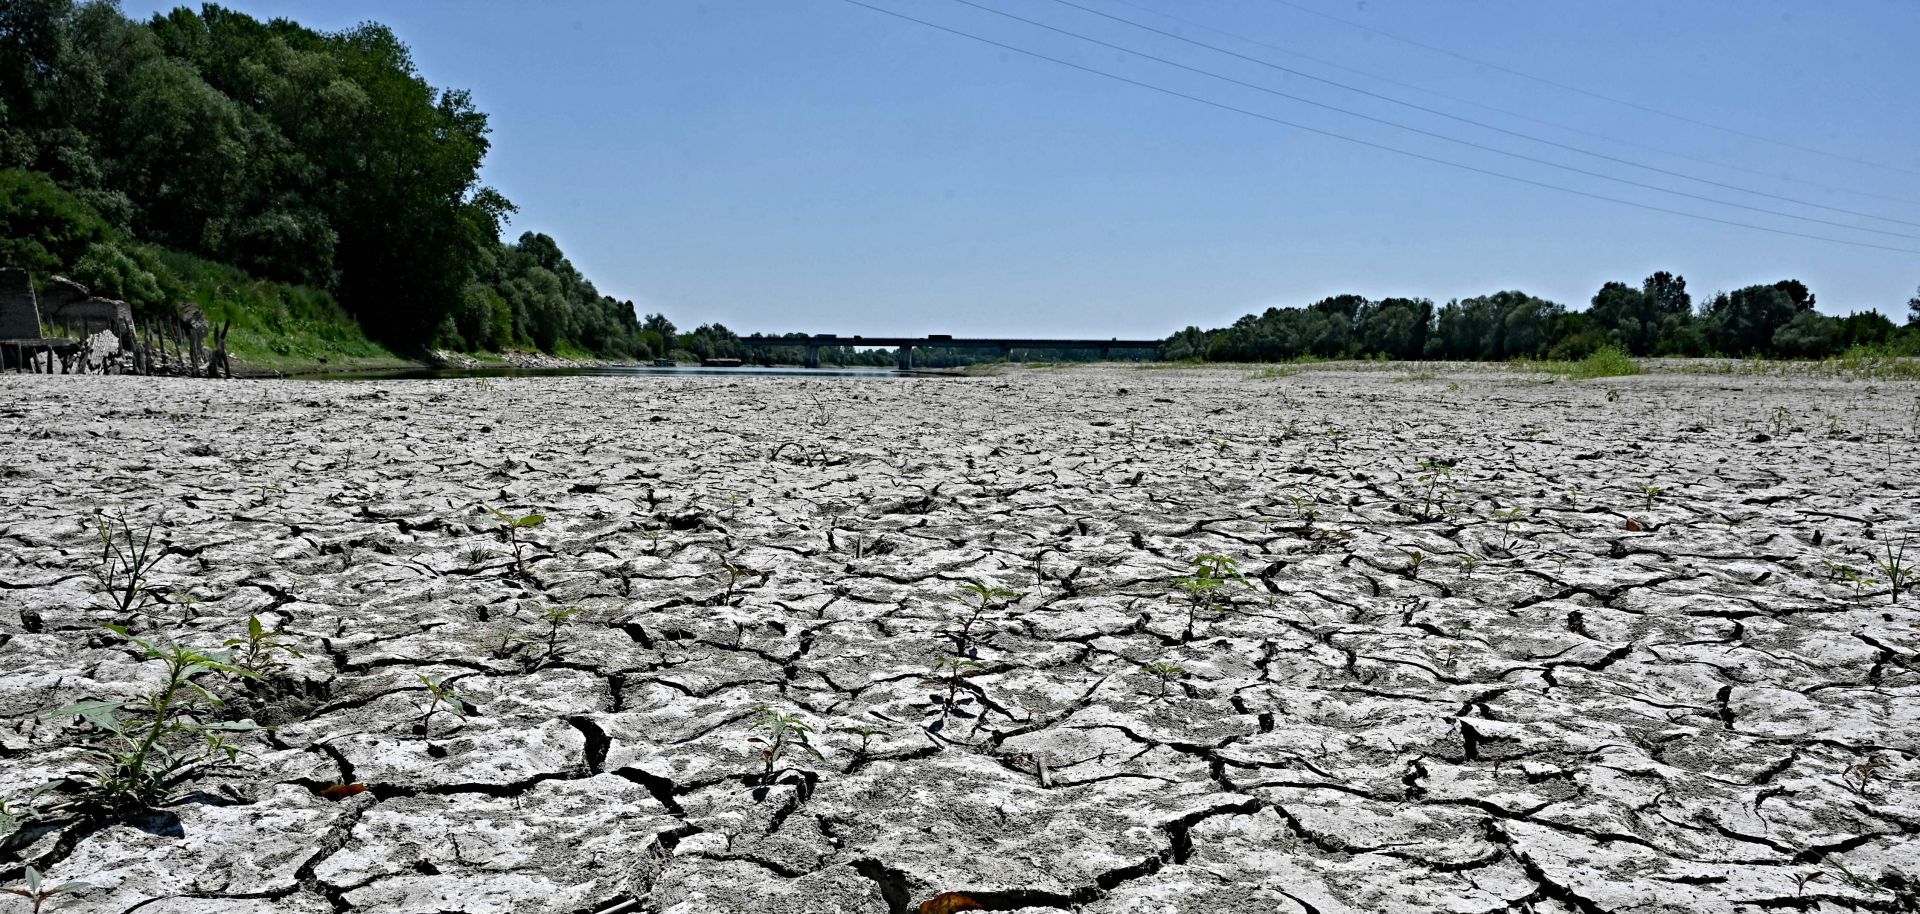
[1706,283,1807,356]
[1642,271,1691,316]
[1907,285,1919,327]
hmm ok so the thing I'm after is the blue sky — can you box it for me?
[132,0,1920,336]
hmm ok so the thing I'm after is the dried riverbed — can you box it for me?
[1,364,1917,913]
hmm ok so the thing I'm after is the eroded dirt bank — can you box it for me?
[1,365,1916,913]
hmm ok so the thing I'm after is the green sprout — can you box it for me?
[747,706,825,776]
[1876,537,1910,604]
[1170,554,1249,642]
[1640,484,1664,512]
[1459,553,1483,579]
[1412,459,1455,521]
[223,615,302,680]
[1142,660,1187,699]
[42,624,259,812]
[505,605,584,669]
[484,505,545,575]
[951,581,1019,655]
[416,674,467,737]
[3,867,92,914]
[92,510,164,622]
[1404,549,1426,577]
[717,562,763,605]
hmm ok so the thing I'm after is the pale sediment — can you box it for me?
[0,365,1915,912]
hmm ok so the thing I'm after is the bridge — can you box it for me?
[739,335,1164,369]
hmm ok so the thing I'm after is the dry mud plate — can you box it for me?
[2,364,1917,914]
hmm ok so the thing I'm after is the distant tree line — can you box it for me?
[0,1,650,358]
[1164,274,1920,363]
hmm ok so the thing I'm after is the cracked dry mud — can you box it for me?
[2,364,1917,914]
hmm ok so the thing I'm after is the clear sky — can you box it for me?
[130,0,1920,337]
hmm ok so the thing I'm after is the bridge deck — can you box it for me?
[742,336,1162,349]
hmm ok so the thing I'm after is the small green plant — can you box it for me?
[223,615,302,679]
[1876,538,1910,604]
[0,784,52,839]
[1769,405,1792,437]
[834,723,885,765]
[931,655,988,729]
[717,562,763,605]
[42,625,259,812]
[1403,549,1426,577]
[1170,554,1249,642]
[504,605,583,669]
[1142,660,1187,699]
[3,867,92,913]
[92,510,164,621]
[1411,460,1455,521]
[1491,507,1528,554]
[416,674,466,737]
[484,505,545,575]
[950,581,1019,655]
[747,706,824,776]
[459,546,497,567]
[1458,553,1483,578]
[1640,484,1664,512]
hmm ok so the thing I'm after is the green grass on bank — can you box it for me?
[1513,346,1642,380]
[152,249,410,374]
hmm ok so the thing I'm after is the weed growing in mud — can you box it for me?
[747,706,824,776]
[1458,553,1483,578]
[1410,460,1455,521]
[1640,484,1664,512]
[1171,554,1249,642]
[1403,549,1427,577]
[459,546,497,567]
[3,867,91,913]
[416,674,466,737]
[42,625,259,812]
[834,724,884,765]
[224,615,301,679]
[484,505,545,575]
[1821,560,1876,599]
[0,784,52,839]
[503,605,583,669]
[949,581,1018,655]
[716,562,763,605]
[930,655,988,731]
[1492,507,1529,554]
[92,510,164,621]
[1142,661,1187,699]
[1843,756,1889,795]
[1876,538,1910,604]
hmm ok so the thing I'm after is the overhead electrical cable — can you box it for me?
[933,0,1920,242]
[1261,0,1920,179]
[833,0,1920,256]
[1045,0,1920,230]
[1101,0,1920,211]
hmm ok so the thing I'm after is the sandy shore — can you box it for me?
[1,364,1915,912]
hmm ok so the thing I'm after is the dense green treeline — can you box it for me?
[1165,273,1920,363]
[0,0,648,359]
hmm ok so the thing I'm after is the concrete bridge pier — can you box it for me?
[896,345,914,371]
[998,343,1012,362]
[804,344,821,369]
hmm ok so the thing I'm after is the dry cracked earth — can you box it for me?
[1,364,1917,914]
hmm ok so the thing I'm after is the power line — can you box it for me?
[935,0,1920,242]
[1102,0,1920,212]
[832,0,1920,256]
[1049,0,1920,229]
[1262,0,1920,179]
